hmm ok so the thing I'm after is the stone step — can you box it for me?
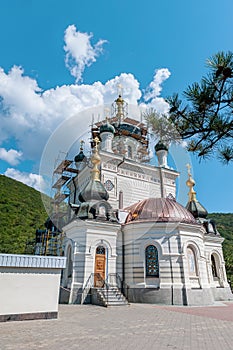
[100,297,125,303]
[107,302,128,306]
[95,287,128,307]
[99,292,123,298]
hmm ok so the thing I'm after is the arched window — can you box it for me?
[96,246,105,255]
[145,245,159,277]
[187,246,197,276]
[211,255,218,278]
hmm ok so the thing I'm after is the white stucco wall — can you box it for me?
[0,254,66,317]
[63,219,120,299]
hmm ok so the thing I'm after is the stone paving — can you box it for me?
[1,302,233,350]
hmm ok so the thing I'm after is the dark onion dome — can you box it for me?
[185,169,208,219]
[111,122,142,140]
[99,121,115,134]
[186,200,208,219]
[79,179,109,203]
[117,123,141,135]
[155,141,169,152]
[74,150,86,163]
[124,197,196,224]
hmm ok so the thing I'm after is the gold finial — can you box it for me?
[91,137,101,181]
[186,163,197,202]
[115,85,125,120]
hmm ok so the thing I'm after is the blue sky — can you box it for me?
[0,0,232,212]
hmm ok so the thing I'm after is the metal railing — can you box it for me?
[106,273,123,290]
[122,280,130,299]
[81,273,129,305]
[81,273,105,304]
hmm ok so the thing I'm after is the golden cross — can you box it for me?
[93,136,100,150]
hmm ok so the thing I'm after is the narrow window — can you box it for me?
[128,145,132,159]
[187,247,197,276]
[146,245,159,277]
[211,255,218,278]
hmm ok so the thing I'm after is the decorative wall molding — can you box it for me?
[0,254,66,269]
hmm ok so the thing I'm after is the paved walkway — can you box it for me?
[1,303,233,350]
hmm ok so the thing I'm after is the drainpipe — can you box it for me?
[159,167,165,198]
[68,178,78,221]
[168,236,174,305]
[117,156,125,169]
[72,178,77,204]
[119,190,125,293]
[119,190,123,210]
[121,227,125,294]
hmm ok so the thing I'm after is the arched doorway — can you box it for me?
[94,245,106,287]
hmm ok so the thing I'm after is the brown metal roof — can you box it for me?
[124,197,197,224]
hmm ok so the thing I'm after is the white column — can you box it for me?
[100,132,114,152]
[156,149,168,168]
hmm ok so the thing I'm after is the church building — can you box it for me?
[58,94,232,306]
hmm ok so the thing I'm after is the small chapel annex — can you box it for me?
[52,94,232,306]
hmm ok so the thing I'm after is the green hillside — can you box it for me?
[0,174,48,254]
[208,213,233,285]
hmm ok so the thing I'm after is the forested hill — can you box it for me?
[0,175,232,283]
[0,174,48,254]
[208,213,233,284]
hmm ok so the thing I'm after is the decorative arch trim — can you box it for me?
[145,245,159,277]
[89,238,112,257]
[182,240,202,258]
[139,238,162,260]
[208,249,224,264]
[64,241,74,259]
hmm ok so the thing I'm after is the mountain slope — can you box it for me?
[0,175,48,254]
[208,213,233,285]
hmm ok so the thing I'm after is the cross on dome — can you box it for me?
[93,136,100,150]
[117,83,123,97]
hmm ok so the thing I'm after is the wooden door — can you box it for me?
[94,246,106,287]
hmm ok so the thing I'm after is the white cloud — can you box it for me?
[143,68,171,114]
[0,67,143,161]
[64,25,107,82]
[0,148,22,165]
[0,25,171,171]
[0,65,44,118]
[4,168,46,192]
